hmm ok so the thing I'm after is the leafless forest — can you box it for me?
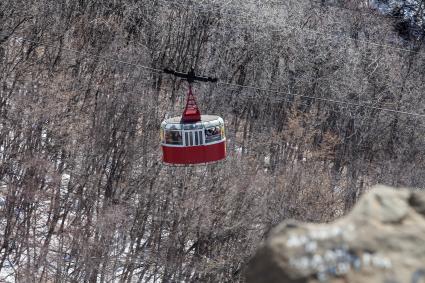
[1,0,425,282]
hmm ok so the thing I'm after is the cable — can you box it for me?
[101,76,401,124]
[156,0,425,113]
[2,33,425,118]
[0,30,402,109]
[0,32,163,73]
[150,81,425,138]
[112,75,425,123]
[217,81,425,118]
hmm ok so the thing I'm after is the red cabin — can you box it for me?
[160,68,226,165]
[160,115,226,165]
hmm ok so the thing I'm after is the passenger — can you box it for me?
[165,130,181,144]
[171,131,182,144]
[175,132,182,144]
[165,131,173,144]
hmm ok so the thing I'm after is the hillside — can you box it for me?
[1,0,425,282]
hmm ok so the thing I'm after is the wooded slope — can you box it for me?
[1,0,424,282]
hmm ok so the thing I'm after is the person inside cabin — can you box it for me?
[172,131,182,144]
[165,130,181,145]
[204,128,209,136]
[205,126,222,143]
[165,131,171,143]
[164,125,182,145]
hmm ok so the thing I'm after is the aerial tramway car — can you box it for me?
[160,68,226,165]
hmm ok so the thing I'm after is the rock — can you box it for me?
[246,185,425,283]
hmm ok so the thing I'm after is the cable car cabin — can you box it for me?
[160,68,225,165]
[160,115,226,165]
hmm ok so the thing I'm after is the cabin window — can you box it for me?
[205,126,222,143]
[165,130,183,145]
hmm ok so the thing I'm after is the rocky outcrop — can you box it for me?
[246,185,425,283]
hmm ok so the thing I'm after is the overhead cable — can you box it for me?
[0,32,163,73]
[218,82,425,118]
[2,33,425,118]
